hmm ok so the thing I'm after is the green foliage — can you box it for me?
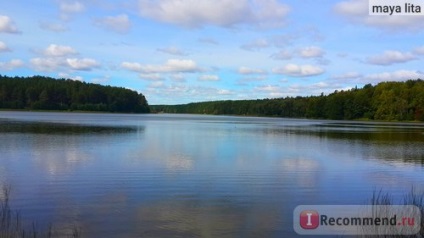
[151,79,424,121]
[0,75,150,113]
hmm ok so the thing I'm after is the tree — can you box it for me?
[0,75,150,113]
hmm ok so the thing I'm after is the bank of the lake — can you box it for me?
[151,79,424,122]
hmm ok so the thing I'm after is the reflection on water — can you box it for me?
[134,199,282,238]
[165,154,193,171]
[260,122,424,165]
[0,111,423,237]
[0,120,138,134]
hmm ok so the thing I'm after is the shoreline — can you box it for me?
[0,109,423,124]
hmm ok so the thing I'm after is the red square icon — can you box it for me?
[300,210,319,229]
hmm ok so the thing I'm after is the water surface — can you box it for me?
[0,111,423,237]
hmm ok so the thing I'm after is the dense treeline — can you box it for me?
[0,75,150,113]
[152,79,424,121]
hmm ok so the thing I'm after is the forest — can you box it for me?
[0,75,150,113]
[152,79,424,121]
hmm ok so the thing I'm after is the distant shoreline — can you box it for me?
[1,109,423,124]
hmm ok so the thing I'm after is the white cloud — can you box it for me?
[157,46,187,56]
[39,22,68,32]
[198,74,220,81]
[413,46,424,55]
[270,50,292,60]
[271,46,325,60]
[334,0,424,31]
[66,58,100,71]
[241,38,269,51]
[366,50,417,65]
[121,59,203,74]
[238,66,267,75]
[299,46,324,58]
[31,57,63,71]
[139,73,164,81]
[60,1,84,13]
[0,59,24,70]
[255,85,279,92]
[331,72,362,80]
[60,1,85,20]
[94,14,131,34]
[44,44,78,57]
[0,41,10,52]
[252,0,290,28]
[31,45,97,72]
[254,84,284,97]
[138,0,289,28]
[364,70,424,82]
[273,64,324,77]
[217,89,232,95]
[0,15,20,34]
[146,83,236,104]
[91,76,110,84]
[72,76,84,81]
[58,72,83,81]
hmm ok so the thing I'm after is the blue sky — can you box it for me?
[1,0,424,105]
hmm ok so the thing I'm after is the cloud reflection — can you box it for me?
[134,199,282,237]
[166,153,193,171]
[281,158,320,188]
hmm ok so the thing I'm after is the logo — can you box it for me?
[300,210,319,229]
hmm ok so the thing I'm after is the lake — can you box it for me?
[0,111,423,237]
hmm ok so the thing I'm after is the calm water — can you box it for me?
[0,111,423,237]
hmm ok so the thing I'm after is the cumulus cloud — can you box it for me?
[138,0,289,28]
[31,57,99,72]
[0,15,20,34]
[0,41,10,52]
[198,74,220,81]
[270,46,325,61]
[334,0,424,31]
[157,46,187,56]
[0,59,24,70]
[366,50,417,65]
[121,59,203,74]
[59,1,85,20]
[44,44,78,57]
[66,58,100,71]
[94,14,131,34]
[31,58,63,71]
[273,64,324,77]
[31,44,99,71]
[363,70,424,82]
[238,66,267,75]
[299,46,324,58]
